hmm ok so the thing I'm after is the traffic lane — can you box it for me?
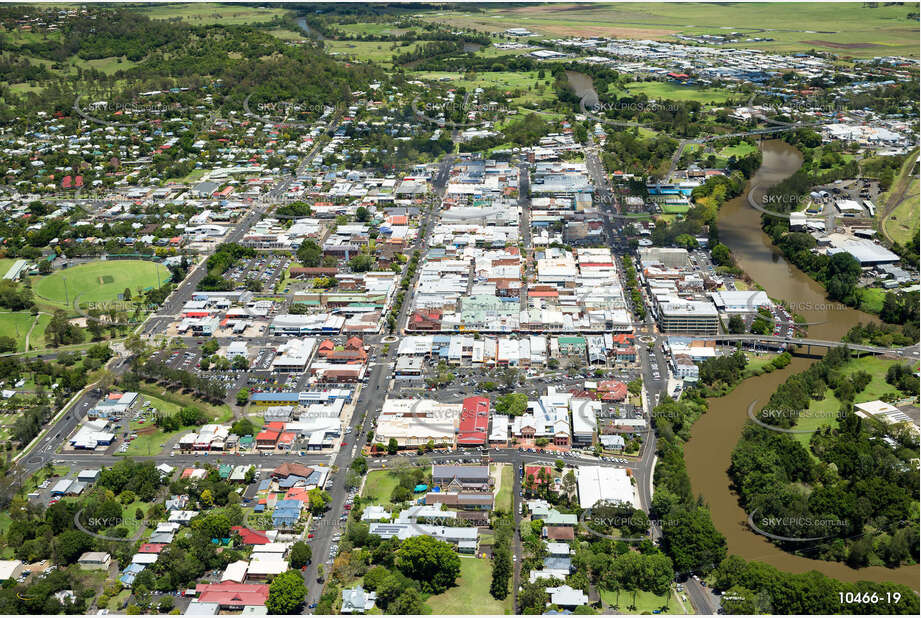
[685,578,717,615]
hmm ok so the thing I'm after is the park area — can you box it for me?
[32,259,170,310]
[425,557,514,614]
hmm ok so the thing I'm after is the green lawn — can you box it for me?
[68,55,139,75]
[742,353,780,378]
[325,40,425,65]
[790,356,907,448]
[137,3,288,25]
[718,142,759,159]
[600,587,686,614]
[123,394,180,456]
[0,258,21,278]
[0,311,38,352]
[880,149,920,246]
[494,464,513,513]
[614,81,731,105]
[884,178,920,246]
[858,287,887,315]
[425,557,513,614]
[337,22,410,37]
[412,70,545,95]
[360,470,401,506]
[138,384,232,423]
[32,260,170,310]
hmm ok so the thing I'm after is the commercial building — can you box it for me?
[577,465,638,511]
[374,399,461,448]
[658,301,719,335]
[456,396,490,446]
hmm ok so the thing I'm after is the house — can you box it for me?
[545,584,589,610]
[272,499,302,529]
[272,462,314,480]
[360,505,391,522]
[341,585,377,614]
[431,465,490,492]
[194,583,270,610]
[231,526,271,545]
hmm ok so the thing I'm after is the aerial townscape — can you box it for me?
[0,1,918,616]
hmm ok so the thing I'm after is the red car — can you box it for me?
[307,533,314,539]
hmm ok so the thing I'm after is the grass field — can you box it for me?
[789,356,906,448]
[139,383,233,423]
[0,312,36,352]
[124,394,180,456]
[325,40,425,65]
[137,3,289,25]
[614,81,732,105]
[859,287,888,315]
[337,22,409,38]
[361,470,401,506]
[880,149,920,246]
[600,587,686,614]
[414,3,919,58]
[493,464,513,513]
[412,70,546,95]
[425,557,513,614]
[268,28,307,41]
[71,55,139,75]
[32,260,170,310]
[718,142,759,159]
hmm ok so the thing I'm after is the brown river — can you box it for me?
[684,140,920,589]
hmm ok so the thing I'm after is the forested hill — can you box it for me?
[0,6,383,118]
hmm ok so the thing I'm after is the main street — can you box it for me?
[302,145,454,609]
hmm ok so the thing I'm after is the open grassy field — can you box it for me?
[425,556,514,614]
[789,355,906,448]
[268,28,307,41]
[414,3,919,58]
[325,40,425,66]
[32,260,170,310]
[0,311,40,352]
[412,70,546,95]
[614,81,732,105]
[600,586,686,614]
[880,149,920,246]
[71,55,139,75]
[360,470,401,506]
[137,3,289,25]
[493,464,513,513]
[337,22,410,38]
[139,383,233,423]
[718,142,759,159]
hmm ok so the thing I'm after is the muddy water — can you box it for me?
[684,140,919,589]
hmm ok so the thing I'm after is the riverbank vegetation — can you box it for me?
[729,347,919,568]
[649,392,727,576]
[713,555,919,615]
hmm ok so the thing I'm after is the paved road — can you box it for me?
[685,577,719,614]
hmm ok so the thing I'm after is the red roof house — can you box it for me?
[195,583,269,609]
[230,526,269,545]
